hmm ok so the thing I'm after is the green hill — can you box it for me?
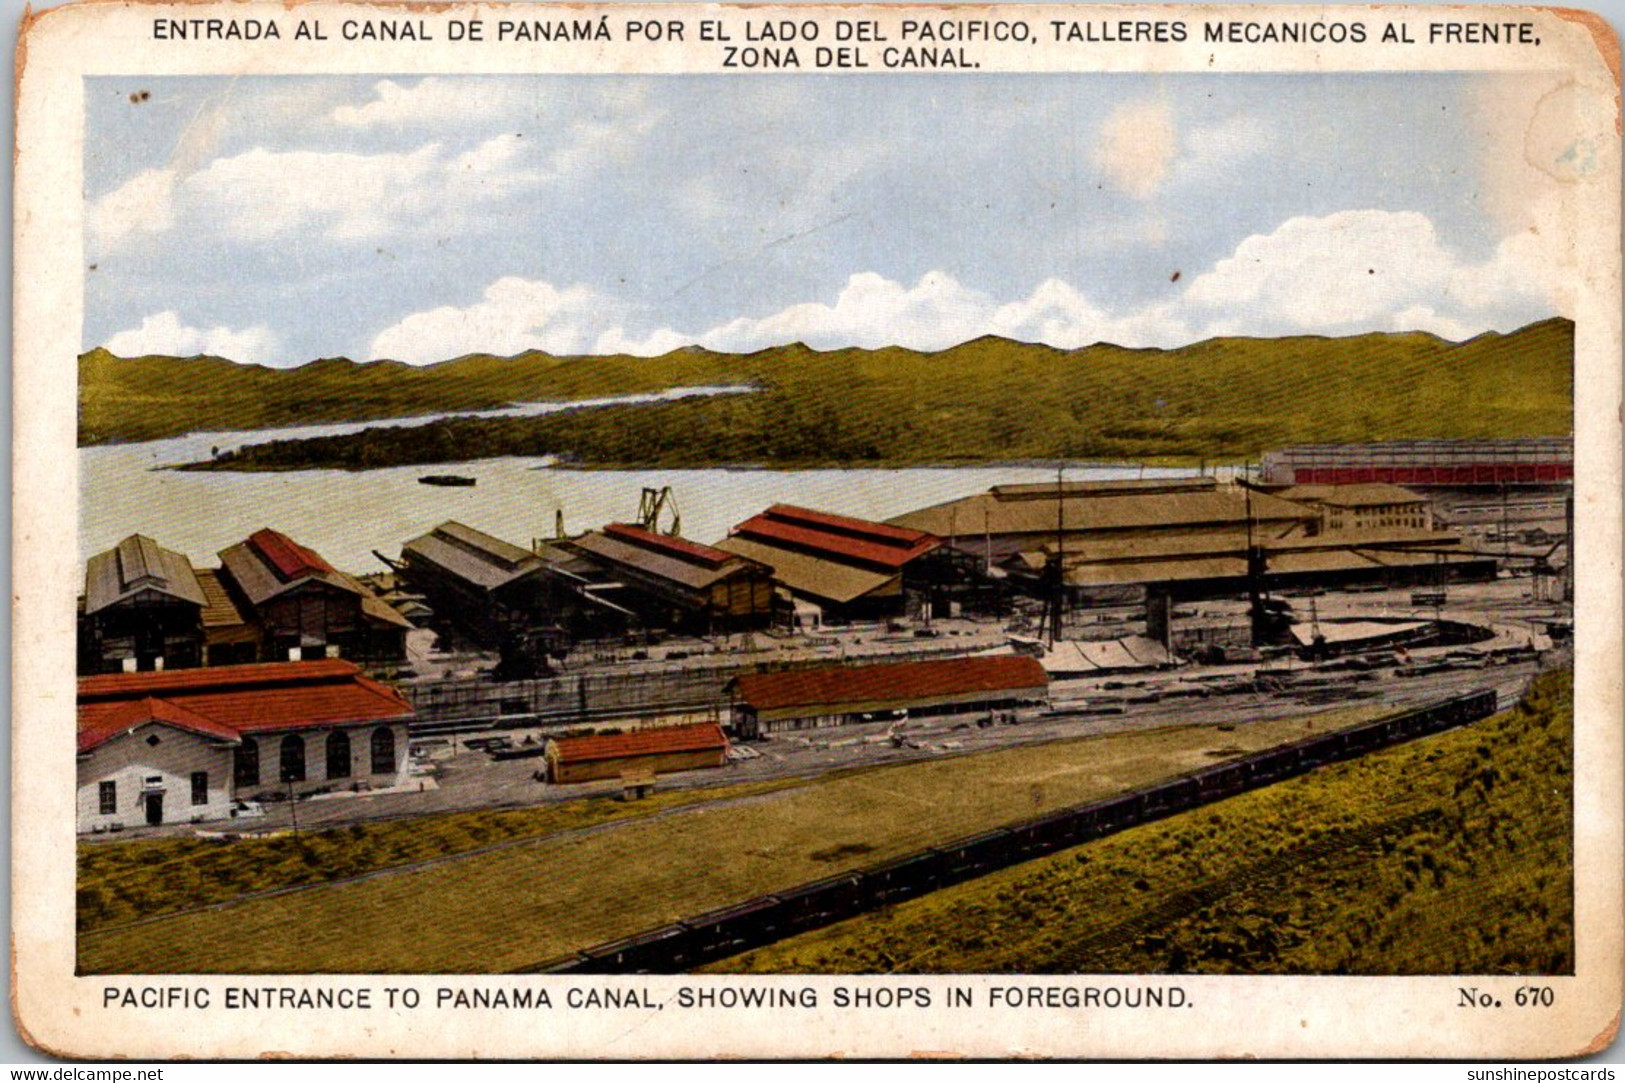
[80,317,1574,469]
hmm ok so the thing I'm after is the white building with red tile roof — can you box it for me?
[76,660,415,834]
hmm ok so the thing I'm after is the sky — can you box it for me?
[82,72,1585,367]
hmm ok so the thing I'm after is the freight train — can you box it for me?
[521,688,1498,974]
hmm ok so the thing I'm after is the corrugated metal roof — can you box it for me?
[404,532,532,592]
[734,655,1048,712]
[249,528,335,581]
[84,535,208,615]
[889,485,1316,539]
[77,660,413,751]
[602,523,735,568]
[549,722,728,764]
[570,530,756,593]
[1277,483,1429,508]
[711,534,896,604]
[220,531,360,607]
[729,505,941,571]
[990,478,1220,500]
[762,504,936,547]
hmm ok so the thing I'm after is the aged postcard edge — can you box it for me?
[11,0,1623,1059]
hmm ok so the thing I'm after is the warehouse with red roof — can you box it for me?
[545,722,730,784]
[76,659,415,833]
[729,654,1049,737]
[714,504,961,623]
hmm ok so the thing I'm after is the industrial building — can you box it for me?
[1261,438,1573,487]
[545,722,730,784]
[561,524,774,635]
[76,659,415,832]
[729,654,1049,738]
[400,520,633,661]
[1001,525,1493,602]
[1274,483,1433,533]
[80,535,208,674]
[217,528,411,666]
[887,478,1320,566]
[715,504,987,624]
[79,530,410,674]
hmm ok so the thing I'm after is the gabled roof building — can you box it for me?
[714,504,952,622]
[80,535,208,674]
[217,528,410,666]
[562,523,774,634]
[76,660,415,833]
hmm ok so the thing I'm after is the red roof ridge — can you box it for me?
[79,659,362,701]
[247,527,336,581]
[549,721,728,764]
[78,695,244,753]
[734,654,1047,712]
[602,523,733,568]
[764,504,936,546]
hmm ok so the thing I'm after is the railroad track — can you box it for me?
[525,689,1499,974]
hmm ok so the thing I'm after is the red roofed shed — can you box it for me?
[546,722,729,784]
[730,654,1049,737]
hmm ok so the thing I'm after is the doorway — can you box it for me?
[144,792,164,826]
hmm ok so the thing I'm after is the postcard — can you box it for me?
[12,0,1622,1060]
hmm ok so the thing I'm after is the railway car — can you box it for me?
[677,896,787,963]
[577,922,694,973]
[861,850,947,906]
[931,828,1015,882]
[775,871,868,933]
[1006,807,1087,855]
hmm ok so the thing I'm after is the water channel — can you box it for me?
[80,387,1201,572]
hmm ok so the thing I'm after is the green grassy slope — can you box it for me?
[713,670,1574,976]
[81,318,1572,468]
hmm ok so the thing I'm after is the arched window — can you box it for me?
[234,738,259,788]
[279,735,306,784]
[326,731,351,779]
[370,727,396,776]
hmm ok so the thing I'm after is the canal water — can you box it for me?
[80,388,1200,572]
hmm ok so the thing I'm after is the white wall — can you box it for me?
[76,725,234,833]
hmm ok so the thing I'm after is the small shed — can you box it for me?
[545,722,730,784]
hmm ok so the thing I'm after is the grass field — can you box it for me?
[77,703,1390,973]
[712,671,1573,975]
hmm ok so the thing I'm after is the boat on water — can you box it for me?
[419,474,477,488]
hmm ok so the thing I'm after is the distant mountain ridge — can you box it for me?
[81,318,1574,467]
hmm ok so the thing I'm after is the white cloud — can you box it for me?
[1180,209,1560,338]
[104,311,283,366]
[88,169,177,250]
[369,277,634,363]
[332,78,535,128]
[1175,114,1274,185]
[179,136,543,243]
[698,272,994,353]
[1093,100,1177,201]
[365,204,1559,367]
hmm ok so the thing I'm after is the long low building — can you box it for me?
[76,660,415,833]
[729,654,1049,738]
[546,722,730,784]
[888,478,1320,565]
